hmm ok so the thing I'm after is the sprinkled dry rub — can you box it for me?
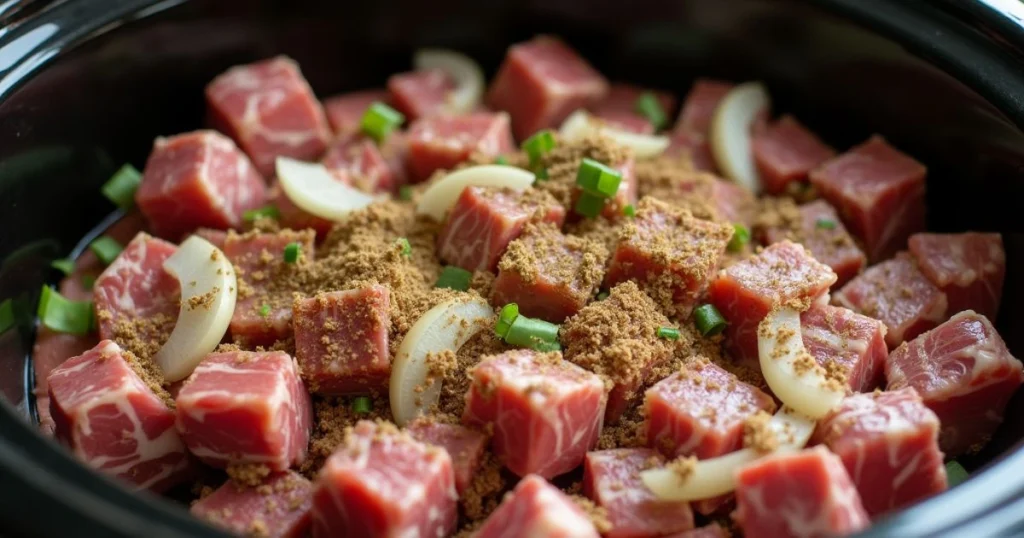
[498,223,608,294]
[533,134,632,211]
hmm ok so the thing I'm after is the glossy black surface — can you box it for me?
[1,0,1024,536]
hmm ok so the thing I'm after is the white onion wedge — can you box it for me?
[276,157,376,221]
[415,165,534,221]
[559,110,670,159]
[709,82,770,193]
[390,297,493,426]
[641,408,815,501]
[414,48,485,114]
[155,236,237,382]
[758,307,845,419]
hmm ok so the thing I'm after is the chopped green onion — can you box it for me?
[495,303,519,338]
[657,326,680,340]
[576,158,623,198]
[0,299,15,333]
[51,258,74,275]
[361,101,405,143]
[37,286,93,335]
[727,224,751,252]
[634,92,668,131]
[622,204,636,218]
[435,266,473,291]
[396,237,412,257]
[352,396,373,414]
[283,242,301,264]
[244,205,281,222]
[258,303,271,318]
[596,291,609,301]
[533,340,563,353]
[946,461,969,487]
[81,275,96,291]
[574,191,607,218]
[534,167,550,181]
[398,185,414,201]
[494,156,509,165]
[816,218,837,230]
[523,130,556,167]
[89,236,123,265]
[505,315,561,352]
[694,304,727,337]
[101,164,142,210]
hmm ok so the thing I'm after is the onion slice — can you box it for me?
[154,236,237,382]
[390,296,494,426]
[276,157,376,222]
[758,307,845,419]
[416,165,535,221]
[640,408,815,501]
[709,82,770,193]
[559,110,670,159]
[414,48,485,114]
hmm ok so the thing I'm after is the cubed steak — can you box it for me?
[641,166,756,226]
[206,56,331,176]
[583,448,695,538]
[387,68,455,122]
[834,253,947,349]
[436,186,566,271]
[323,89,390,136]
[475,474,600,538]
[762,199,867,288]
[908,232,1005,320]
[801,303,888,393]
[734,446,870,538]
[292,284,391,395]
[191,471,313,538]
[463,349,606,478]
[492,223,609,323]
[406,112,516,182]
[136,130,268,240]
[886,311,1024,456]
[193,228,228,250]
[406,418,489,495]
[666,130,717,172]
[590,83,677,134]
[809,135,926,261]
[666,79,734,173]
[311,421,457,538]
[322,136,400,194]
[488,36,609,140]
[175,350,312,470]
[752,115,835,195]
[47,340,189,491]
[708,240,836,364]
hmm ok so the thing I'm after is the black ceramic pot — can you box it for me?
[1,0,1023,536]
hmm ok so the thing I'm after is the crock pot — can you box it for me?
[1,0,1023,536]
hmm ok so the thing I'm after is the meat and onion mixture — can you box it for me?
[33,36,1023,538]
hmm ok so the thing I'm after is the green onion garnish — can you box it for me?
[396,237,412,257]
[0,299,15,333]
[436,266,473,291]
[37,286,93,335]
[523,130,555,166]
[694,304,727,337]
[283,242,301,264]
[634,92,668,131]
[574,191,607,218]
[533,340,563,353]
[398,185,414,201]
[495,156,509,165]
[946,461,969,487]
[816,218,837,230]
[101,164,142,210]
[51,259,74,275]
[623,204,636,218]
[596,291,609,301]
[258,303,271,318]
[89,236,123,265]
[244,205,280,222]
[495,303,519,338]
[352,396,373,414]
[657,326,680,340]
[505,315,561,352]
[576,158,623,198]
[81,275,96,291]
[727,224,751,252]
[361,101,405,143]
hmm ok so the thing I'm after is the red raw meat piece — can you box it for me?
[666,130,717,173]
[136,130,268,239]
[322,136,400,194]
[47,340,189,491]
[293,285,391,396]
[224,229,316,347]
[812,388,947,516]
[590,83,677,134]
[908,232,1005,320]
[191,471,313,538]
[809,136,926,261]
[652,171,756,225]
[752,115,835,194]
[801,303,888,393]
[323,89,390,136]
[437,186,566,271]
[475,474,600,538]
[763,200,867,288]
[406,112,516,182]
[583,448,694,538]
[175,350,312,470]
[193,228,228,250]
[311,420,457,538]
[663,523,729,538]
[406,418,488,495]
[388,69,455,122]
[734,446,870,538]
[463,349,606,478]
[708,240,836,364]
[675,79,733,136]
[206,56,331,177]
[645,360,776,459]
[488,36,609,140]
[709,179,757,226]
[834,253,948,349]
[886,311,1024,456]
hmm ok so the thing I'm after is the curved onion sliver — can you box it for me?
[276,157,376,222]
[416,165,534,221]
[559,109,670,159]
[414,48,485,114]
[709,82,770,193]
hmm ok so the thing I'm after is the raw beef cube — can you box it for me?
[463,349,606,478]
[407,112,516,181]
[488,36,609,140]
[644,360,776,459]
[801,304,888,392]
[293,285,390,396]
[663,523,728,538]
[675,79,733,136]
[734,446,870,538]
[191,471,313,538]
[206,56,331,177]
[175,350,313,470]
[492,223,608,323]
[437,186,566,271]
[834,253,947,349]
[311,421,457,538]
[644,167,755,225]
[270,183,334,239]
[47,340,189,491]
[136,130,268,239]
[752,115,835,194]
[809,136,926,261]
[708,240,836,364]
[406,418,488,495]
[193,228,228,250]
[590,83,677,134]
[812,388,946,516]
[886,311,1024,456]
[224,229,316,347]
[583,448,695,537]
[388,68,455,122]
[322,136,399,193]
[323,89,390,136]
[605,197,733,318]
[666,130,717,173]
[762,199,867,288]
[476,475,600,538]
[908,232,1005,320]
